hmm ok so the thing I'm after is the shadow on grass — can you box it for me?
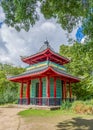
[56,117,93,130]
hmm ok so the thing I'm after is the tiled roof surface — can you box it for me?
[21,41,70,63]
[9,65,79,81]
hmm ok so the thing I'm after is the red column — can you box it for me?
[39,78,42,105]
[65,80,67,100]
[54,77,57,105]
[30,80,31,102]
[63,81,65,100]
[63,80,67,101]
[39,78,42,97]
[69,82,72,100]
[26,81,31,105]
[46,76,50,105]
[47,76,50,97]
[20,82,23,104]
[61,80,63,100]
[54,77,56,98]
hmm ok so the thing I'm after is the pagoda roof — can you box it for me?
[21,41,70,65]
[8,65,80,83]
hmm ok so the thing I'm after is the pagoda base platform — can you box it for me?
[16,104,61,110]
[18,98,74,106]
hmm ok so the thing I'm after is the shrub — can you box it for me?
[71,100,93,115]
[61,101,72,110]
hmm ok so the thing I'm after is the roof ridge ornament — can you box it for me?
[44,40,49,46]
[38,40,54,52]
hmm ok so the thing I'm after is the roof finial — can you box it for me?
[44,40,49,46]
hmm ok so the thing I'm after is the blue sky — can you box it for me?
[0,6,78,67]
[76,26,85,43]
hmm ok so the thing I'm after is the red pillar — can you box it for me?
[63,81,65,100]
[20,82,23,104]
[47,76,50,97]
[46,76,50,105]
[46,76,50,97]
[54,77,57,105]
[63,80,67,101]
[39,78,42,105]
[54,77,56,98]
[69,82,72,100]
[26,81,31,105]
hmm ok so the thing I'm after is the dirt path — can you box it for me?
[0,107,93,130]
[0,107,25,130]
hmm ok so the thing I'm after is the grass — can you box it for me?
[18,109,73,117]
[18,100,93,118]
[17,105,93,130]
[1,107,93,130]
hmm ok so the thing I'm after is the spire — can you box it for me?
[39,40,54,52]
[44,40,49,46]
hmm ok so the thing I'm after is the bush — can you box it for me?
[61,101,72,110]
[71,100,93,115]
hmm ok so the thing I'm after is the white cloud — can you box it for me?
[41,22,56,31]
[0,7,77,67]
[0,7,5,22]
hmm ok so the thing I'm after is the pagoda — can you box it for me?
[8,41,80,106]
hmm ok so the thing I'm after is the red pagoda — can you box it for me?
[8,41,80,106]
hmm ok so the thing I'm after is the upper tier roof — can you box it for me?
[21,41,70,65]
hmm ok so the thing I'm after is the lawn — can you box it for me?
[18,108,93,130]
[18,109,70,117]
[0,105,93,130]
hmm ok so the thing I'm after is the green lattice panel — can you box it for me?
[42,78,46,97]
[56,79,62,98]
[50,78,54,97]
[30,79,38,98]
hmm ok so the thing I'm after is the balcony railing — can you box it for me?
[18,97,74,106]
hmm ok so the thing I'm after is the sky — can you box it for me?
[0,6,77,67]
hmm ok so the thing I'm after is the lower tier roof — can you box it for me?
[8,65,80,83]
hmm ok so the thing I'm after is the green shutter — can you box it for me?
[56,79,62,98]
[30,79,38,98]
[50,78,54,97]
[42,78,46,97]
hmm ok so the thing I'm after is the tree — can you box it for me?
[0,63,25,104]
[1,0,91,34]
[60,42,93,100]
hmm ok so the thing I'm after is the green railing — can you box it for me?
[18,98,74,106]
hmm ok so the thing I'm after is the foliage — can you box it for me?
[72,100,93,115]
[1,0,93,38]
[40,0,84,33]
[1,0,39,31]
[61,101,72,110]
[60,42,93,100]
[82,0,93,40]
[18,100,93,117]
[0,63,25,104]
